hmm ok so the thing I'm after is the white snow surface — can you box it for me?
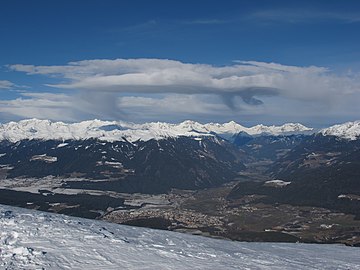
[320,120,360,140]
[264,180,291,187]
[57,143,69,148]
[0,205,359,270]
[0,119,313,142]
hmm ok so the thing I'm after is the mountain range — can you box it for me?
[0,119,359,243]
[0,118,314,142]
[0,119,359,191]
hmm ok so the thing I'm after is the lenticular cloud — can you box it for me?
[9,58,360,105]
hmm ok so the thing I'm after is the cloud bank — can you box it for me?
[9,59,359,103]
[4,59,360,125]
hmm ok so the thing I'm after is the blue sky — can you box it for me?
[0,0,360,126]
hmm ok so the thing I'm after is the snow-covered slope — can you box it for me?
[0,119,313,143]
[0,205,358,270]
[320,121,360,140]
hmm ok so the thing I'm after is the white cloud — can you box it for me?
[9,58,360,106]
[0,93,76,121]
[249,9,360,24]
[0,80,15,89]
[5,58,360,125]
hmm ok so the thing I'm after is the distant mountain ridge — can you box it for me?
[1,119,359,143]
[0,118,313,143]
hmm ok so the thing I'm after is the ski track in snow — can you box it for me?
[0,205,359,269]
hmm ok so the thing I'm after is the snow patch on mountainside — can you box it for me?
[56,143,69,148]
[0,204,358,270]
[30,154,57,163]
[0,119,313,143]
[320,121,360,140]
[264,180,291,188]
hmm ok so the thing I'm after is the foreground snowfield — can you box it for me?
[0,205,359,270]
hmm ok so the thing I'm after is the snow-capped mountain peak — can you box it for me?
[320,121,360,140]
[250,123,312,136]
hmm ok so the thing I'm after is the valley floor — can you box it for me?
[0,176,359,246]
[102,183,360,246]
